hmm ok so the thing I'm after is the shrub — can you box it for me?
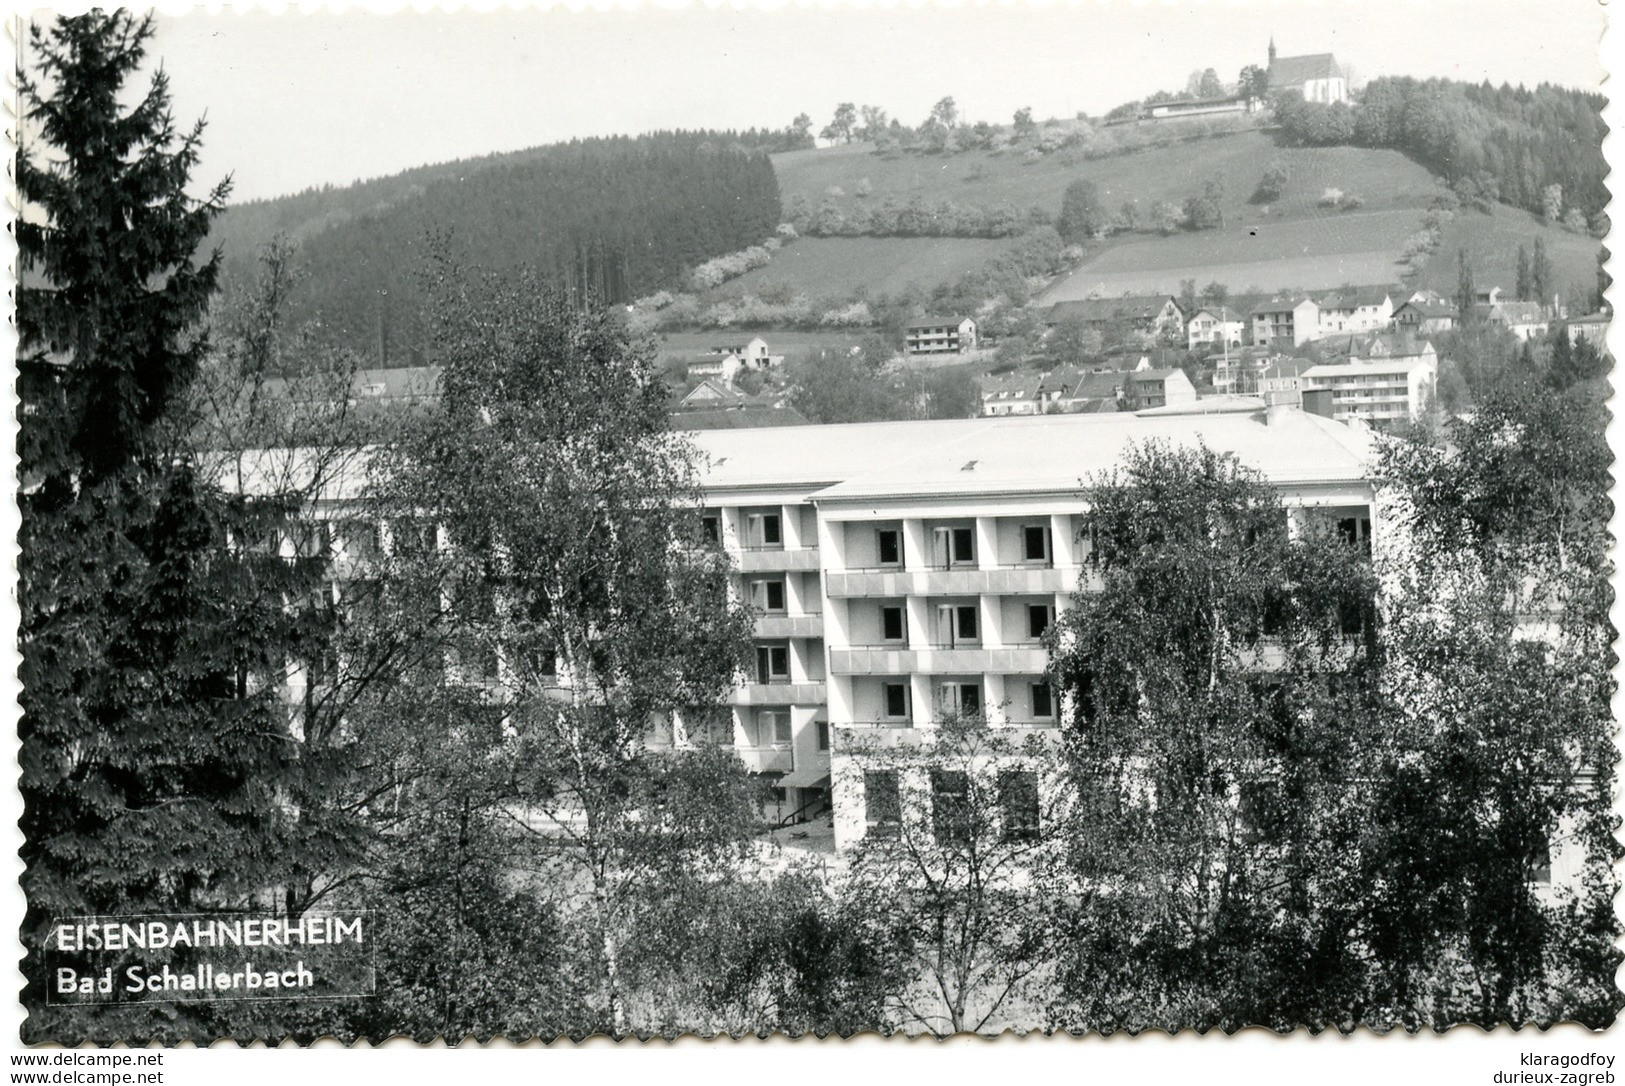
[1318,187,1344,208]
[1338,193,1364,211]
[1253,159,1290,204]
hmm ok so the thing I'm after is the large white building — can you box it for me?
[688,407,1378,849]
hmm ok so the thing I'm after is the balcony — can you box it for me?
[832,724,1062,750]
[737,546,821,573]
[754,613,824,639]
[828,646,1050,675]
[729,682,827,707]
[735,746,795,773]
[825,566,1085,598]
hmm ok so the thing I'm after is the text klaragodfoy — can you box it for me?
[1495,1054,1617,1086]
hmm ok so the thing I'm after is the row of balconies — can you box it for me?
[824,566,1091,598]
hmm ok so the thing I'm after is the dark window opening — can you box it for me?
[882,606,905,641]
[932,769,972,846]
[1031,683,1054,718]
[756,644,790,683]
[865,770,901,836]
[999,770,1040,842]
[1027,604,1054,639]
[884,683,909,719]
[877,529,902,566]
[1022,525,1050,563]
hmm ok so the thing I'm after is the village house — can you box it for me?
[1210,349,1303,395]
[1047,295,1185,342]
[1186,305,1247,351]
[978,372,1043,417]
[1125,367,1197,410]
[1041,368,1122,413]
[1314,288,1395,336]
[1474,292,1549,341]
[686,351,745,384]
[1144,95,1256,122]
[1392,299,1459,335]
[679,378,747,410]
[1565,312,1610,350]
[1251,296,1320,348]
[905,316,978,356]
[1267,38,1349,104]
[710,336,784,370]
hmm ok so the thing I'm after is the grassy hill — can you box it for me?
[751,130,1450,305]
[1422,208,1603,312]
[746,129,1605,311]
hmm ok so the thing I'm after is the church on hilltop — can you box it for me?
[1267,37,1349,104]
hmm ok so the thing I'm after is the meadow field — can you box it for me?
[1040,208,1422,300]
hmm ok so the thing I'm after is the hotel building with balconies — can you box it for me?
[689,406,1378,849]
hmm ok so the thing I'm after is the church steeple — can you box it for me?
[1268,35,1277,64]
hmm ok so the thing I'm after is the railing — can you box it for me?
[777,791,832,829]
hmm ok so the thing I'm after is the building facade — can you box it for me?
[689,409,1378,849]
[906,317,978,356]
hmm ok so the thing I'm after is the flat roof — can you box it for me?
[686,409,1374,500]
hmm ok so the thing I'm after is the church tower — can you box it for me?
[1268,35,1277,64]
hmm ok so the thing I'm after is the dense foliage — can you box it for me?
[1274,78,1606,224]
[16,12,336,1042]
[216,133,780,364]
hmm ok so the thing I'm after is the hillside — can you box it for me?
[209,133,780,364]
[724,132,1443,306]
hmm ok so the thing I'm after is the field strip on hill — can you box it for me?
[1042,208,1421,300]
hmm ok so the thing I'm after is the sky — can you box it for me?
[18,1,1614,204]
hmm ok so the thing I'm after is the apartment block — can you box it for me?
[690,408,1378,849]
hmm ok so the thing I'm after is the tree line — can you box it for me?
[213,132,780,366]
[1274,77,1606,227]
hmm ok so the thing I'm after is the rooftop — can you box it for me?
[1268,52,1344,86]
[688,409,1374,500]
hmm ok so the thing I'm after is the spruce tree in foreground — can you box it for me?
[18,11,330,1042]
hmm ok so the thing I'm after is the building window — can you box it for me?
[339,519,380,560]
[753,579,787,613]
[883,682,910,720]
[941,682,981,717]
[865,770,901,837]
[877,528,902,566]
[755,643,790,684]
[934,525,976,567]
[756,709,791,747]
[1337,515,1372,556]
[391,517,435,557]
[881,605,906,642]
[999,771,1040,842]
[1027,604,1054,640]
[1021,524,1050,564]
[1030,682,1054,719]
[931,769,971,846]
[747,512,782,549]
[816,720,830,751]
[701,514,720,544]
[938,604,979,646]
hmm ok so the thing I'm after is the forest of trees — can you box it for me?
[1274,77,1607,226]
[215,132,781,365]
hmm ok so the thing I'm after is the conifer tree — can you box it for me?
[17,12,328,1042]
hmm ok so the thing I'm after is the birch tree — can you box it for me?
[369,257,757,1035]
